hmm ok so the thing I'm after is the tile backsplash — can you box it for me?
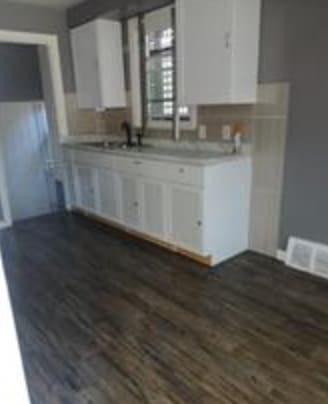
[65,93,130,136]
[65,82,289,147]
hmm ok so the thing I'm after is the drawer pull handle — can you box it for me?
[134,161,142,165]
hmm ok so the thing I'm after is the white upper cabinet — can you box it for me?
[71,19,126,109]
[176,0,261,105]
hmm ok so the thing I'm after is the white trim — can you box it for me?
[0,30,68,139]
[276,249,287,262]
[0,29,69,225]
[0,109,13,229]
[128,18,142,128]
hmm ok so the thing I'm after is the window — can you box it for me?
[143,7,196,130]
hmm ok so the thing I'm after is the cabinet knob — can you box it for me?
[197,220,203,227]
[134,160,142,165]
[134,202,138,207]
[179,168,185,173]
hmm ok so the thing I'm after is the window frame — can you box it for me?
[127,10,197,133]
[145,20,197,131]
[147,106,197,130]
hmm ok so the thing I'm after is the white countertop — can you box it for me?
[63,143,249,167]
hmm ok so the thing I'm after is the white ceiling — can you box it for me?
[2,0,83,9]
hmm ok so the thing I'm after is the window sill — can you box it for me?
[147,107,197,131]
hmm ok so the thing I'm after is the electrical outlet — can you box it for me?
[198,125,207,140]
[222,124,232,141]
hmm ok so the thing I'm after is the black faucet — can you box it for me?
[121,121,134,148]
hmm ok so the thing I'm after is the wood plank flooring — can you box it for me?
[1,213,328,403]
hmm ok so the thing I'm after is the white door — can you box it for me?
[140,179,166,240]
[0,102,54,223]
[75,165,98,212]
[121,175,140,230]
[0,253,31,404]
[98,168,120,222]
[169,185,203,253]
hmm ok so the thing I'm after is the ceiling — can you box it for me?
[2,0,83,9]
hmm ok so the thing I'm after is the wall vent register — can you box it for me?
[286,237,328,280]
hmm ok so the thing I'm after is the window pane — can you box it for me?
[145,25,191,124]
[146,28,173,53]
[146,51,173,101]
[148,101,173,120]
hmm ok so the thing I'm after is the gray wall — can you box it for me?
[259,0,328,248]
[0,1,74,93]
[0,44,43,101]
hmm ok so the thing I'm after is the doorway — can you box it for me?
[0,30,68,228]
[0,101,57,222]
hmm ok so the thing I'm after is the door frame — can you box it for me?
[0,142,12,229]
[0,30,69,228]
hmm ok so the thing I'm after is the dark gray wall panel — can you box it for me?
[67,0,173,27]
[259,0,328,248]
[0,44,43,101]
[0,1,74,92]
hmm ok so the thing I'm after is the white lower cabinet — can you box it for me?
[65,147,252,266]
[140,179,167,240]
[65,162,76,207]
[169,185,203,253]
[98,168,120,222]
[74,164,98,212]
[121,175,140,230]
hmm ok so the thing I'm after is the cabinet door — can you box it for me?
[176,0,232,105]
[65,162,76,208]
[169,185,203,253]
[71,20,126,109]
[75,165,97,212]
[71,22,102,108]
[98,168,120,222]
[121,175,140,230]
[140,180,166,240]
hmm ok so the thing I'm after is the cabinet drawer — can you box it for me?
[114,156,144,175]
[114,156,204,187]
[159,163,204,187]
[72,150,114,170]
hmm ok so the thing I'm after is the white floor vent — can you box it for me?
[286,237,328,279]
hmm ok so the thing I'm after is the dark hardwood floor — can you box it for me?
[1,213,328,403]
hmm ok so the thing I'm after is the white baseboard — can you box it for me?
[276,249,287,262]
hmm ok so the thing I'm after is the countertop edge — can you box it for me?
[62,143,251,167]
